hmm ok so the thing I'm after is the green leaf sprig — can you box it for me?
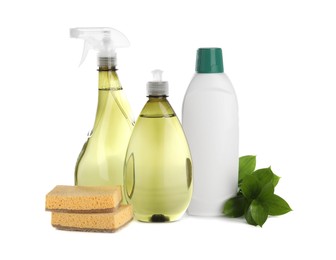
[223,155,292,227]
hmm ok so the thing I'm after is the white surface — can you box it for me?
[0,0,335,259]
[183,73,239,216]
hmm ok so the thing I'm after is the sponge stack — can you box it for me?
[45,185,133,232]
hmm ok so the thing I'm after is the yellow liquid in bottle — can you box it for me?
[75,70,134,196]
[124,97,192,222]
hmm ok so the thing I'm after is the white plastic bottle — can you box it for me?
[182,48,238,216]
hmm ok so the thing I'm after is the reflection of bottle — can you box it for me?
[182,48,239,216]
[70,28,134,195]
[124,70,192,222]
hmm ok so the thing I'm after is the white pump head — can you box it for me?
[70,27,130,67]
[147,69,169,97]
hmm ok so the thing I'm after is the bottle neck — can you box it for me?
[93,66,134,129]
[148,96,168,100]
[98,66,122,90]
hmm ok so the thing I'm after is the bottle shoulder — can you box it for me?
[140,97,176,118]
[186,73,235,94]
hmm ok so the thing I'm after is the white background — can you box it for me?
[0,0,335,259]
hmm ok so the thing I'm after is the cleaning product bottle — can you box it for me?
[70,27,134,194]
[182,48,238,216]
[124,70,192,222]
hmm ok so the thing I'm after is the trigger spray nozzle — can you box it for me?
[147,69,169,97]
[70,27,130,67]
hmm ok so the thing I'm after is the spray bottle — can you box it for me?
[70,27,134,196]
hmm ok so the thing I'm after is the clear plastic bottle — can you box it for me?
[182,48,239,216]
[70,28,134,197]
[124,70,192,222]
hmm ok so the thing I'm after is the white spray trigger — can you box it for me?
[79,41,91,66]
[70,27,130,67]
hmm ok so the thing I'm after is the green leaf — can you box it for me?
[241,175,261,199]
[250,200,269,227]
[254,167,280,188]
[245,204,257,226]
[253,168,274,186]
[239,155,256,184]
[223,195,247,217]
[257,182,274,202]
[233,155,290,226]
[272,172,280,187]
[266,167,280,187]
[266,194,292,216]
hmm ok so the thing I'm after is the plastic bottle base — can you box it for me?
[134,212,185,223]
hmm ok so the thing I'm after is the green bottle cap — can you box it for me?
[196,48,224,73]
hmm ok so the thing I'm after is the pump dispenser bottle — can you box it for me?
[182,48,239,216]
[70,28,134,194]
[124,70,192,222]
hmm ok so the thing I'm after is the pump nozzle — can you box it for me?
[147,69,169,97]
[70,27,130,67]
[152,69,163,81]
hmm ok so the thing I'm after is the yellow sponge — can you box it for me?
[46,185,122,213]
[52,205,133,232]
